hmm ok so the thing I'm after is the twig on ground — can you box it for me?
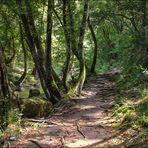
[76,122,85,138]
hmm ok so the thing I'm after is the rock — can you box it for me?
[28,89,40,98]
[22,97,53,118]
[9,136,17,141]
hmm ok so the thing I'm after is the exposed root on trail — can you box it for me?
[76,121,85,139]
[29,140,42,148]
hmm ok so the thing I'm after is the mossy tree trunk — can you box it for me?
[62,0,72,91]
[77,0,89,94]
[87,17,98,74]
[45,0,62,103]
[0,49,11,127]
[67,0,89,96]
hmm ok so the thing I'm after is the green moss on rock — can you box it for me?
[22,97,53,118]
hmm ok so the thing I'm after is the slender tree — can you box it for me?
[62,0,72,91]
[67,0,89,95]
[87,16,98,73]
[14,22,27,86]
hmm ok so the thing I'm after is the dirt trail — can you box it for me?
[13,72,126,148]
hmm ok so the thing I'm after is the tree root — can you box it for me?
[76,122,85,138]
[29,140,42,148]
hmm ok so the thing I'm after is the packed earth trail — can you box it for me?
[12,72,129,148]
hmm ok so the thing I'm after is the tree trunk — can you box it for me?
[14,22,27,86]
[68,0,89,95]
[62,0,72,91]
[141,0,148,67]
[46,0,62,103]
[0,49,11,127]
[77,0,89,94]
[87,17,98,73]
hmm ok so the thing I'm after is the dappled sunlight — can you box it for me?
[86,111,105,118]
[82,90,96,96]
[79,105,97,110]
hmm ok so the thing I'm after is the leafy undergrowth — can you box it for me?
[113,77,148,147]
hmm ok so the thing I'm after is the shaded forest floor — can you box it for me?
[11,72,146,148]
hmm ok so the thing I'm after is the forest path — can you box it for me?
[13,72,126,148]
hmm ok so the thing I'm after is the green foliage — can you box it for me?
[25,122,41,129]
[7,109,21,125]
[0,128,4,137]
[0,97,11,128]
[113,82,148,132]
[116,66,148,90]
[140,88,148,98]
[135,100,148,127]
[4,109,22,137]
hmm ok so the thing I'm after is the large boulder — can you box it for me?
[22,97,53,118]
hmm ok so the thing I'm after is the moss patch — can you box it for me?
[17,88,29,99]
[22,97,53,118]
